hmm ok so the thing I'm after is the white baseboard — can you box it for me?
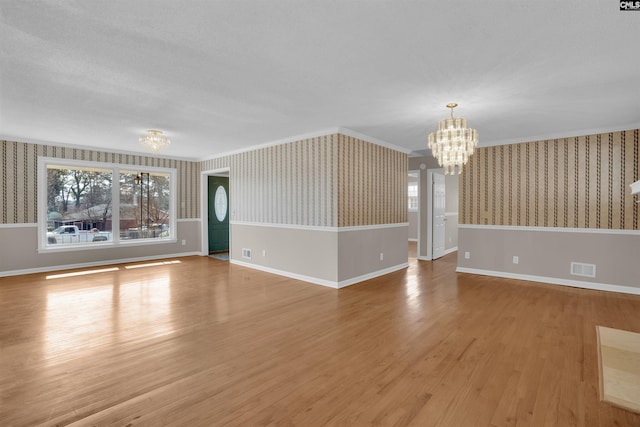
[443,246,458,256]
[337,263,409,288]
[455,267,640,296]
[230,259,339,288]
[416,247,457,261]
[229,260,409,289]
[408,238,418,242]
[0,252,201,278]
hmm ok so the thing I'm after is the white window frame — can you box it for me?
[408,182,419,212]
[38,157,177,253]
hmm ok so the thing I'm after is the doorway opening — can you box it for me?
[431,171,446,260]
[408,170,419,260]
[201,168,230,261]
[422,169,458,260]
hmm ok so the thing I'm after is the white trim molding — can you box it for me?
[337,263,409,288]
[230,221,409,232]
[201,128,339,161]
[417,247,457,261]
[0,134,198,161]
[201,127,412,162]
[455,267,640,296]
[230,221,334,232]
[481,124,640,149]
[443,246,458,256]
[338,223,409,232]
[458,224,640,235]
[0,223,37,228]
[337,128,412,154]
[231,259,338,288]
[230,259,409,289]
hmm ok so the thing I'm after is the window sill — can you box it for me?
[38,238,178,254]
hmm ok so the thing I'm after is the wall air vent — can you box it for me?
[242,248,252,260]
[570,262,596,278]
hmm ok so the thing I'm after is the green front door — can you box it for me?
[208,176,229,253]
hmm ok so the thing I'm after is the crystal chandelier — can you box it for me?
[139,130,171,153]
[427,103,478,175]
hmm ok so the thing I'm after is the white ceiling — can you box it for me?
[1,1,639,160]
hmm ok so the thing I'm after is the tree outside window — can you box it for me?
[41,159,175,249]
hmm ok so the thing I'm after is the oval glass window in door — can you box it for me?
[214,186,227,222]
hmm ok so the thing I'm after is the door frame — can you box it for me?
[423,168,444,261]
[200,167,231,257]
[408,169,420,259]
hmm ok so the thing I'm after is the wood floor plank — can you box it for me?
[1,250,640,426]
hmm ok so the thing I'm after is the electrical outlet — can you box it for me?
[513,256,519,264]
[464,251,470,259]
[380,252,384,261]
[181,240,186,246]
[262,249,266,257]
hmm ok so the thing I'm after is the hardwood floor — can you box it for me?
[1,253,640,426]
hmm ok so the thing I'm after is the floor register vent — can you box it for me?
[570,262,596,278]
[242,248,252,259]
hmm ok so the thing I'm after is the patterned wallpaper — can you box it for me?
[460,129,639,229]
[0,140,200,224]
[338,134,407,227]
[2,133,408,227]
[201,133,408,228]
[202,134,339,227]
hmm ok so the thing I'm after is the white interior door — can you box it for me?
[432,172,446,259]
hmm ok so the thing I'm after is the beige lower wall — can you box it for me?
[0,220,202,275]
[408,211,418,240]
[230,223,339,283]
[230,223,409,286]
[444,213,458,251]
[337,225,408,282]
[457,226,640,291]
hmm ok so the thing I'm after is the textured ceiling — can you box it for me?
[1,1,639,160]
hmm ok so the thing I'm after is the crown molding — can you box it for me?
[0,134,199,161]
[200,128,341,161]
[200,127,412,162]
[337,127,413,154]
[480,124,640,148]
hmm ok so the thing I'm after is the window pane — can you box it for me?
[119,171,171,241]
[408,183,418,210]
[46,165,113,246]
[408,183,418,197]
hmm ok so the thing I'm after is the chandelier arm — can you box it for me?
[427,103,478,175]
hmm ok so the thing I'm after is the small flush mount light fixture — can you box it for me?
[139,129,171,153]
[427,103,478,175]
